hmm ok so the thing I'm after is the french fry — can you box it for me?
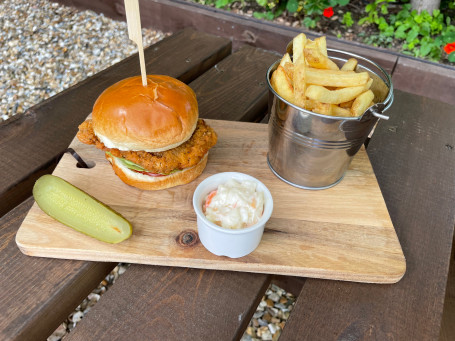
[274,34,381,117]
[332,105,351,117]
[280,53,292,67]
[314,36,328,56]
[305,40,316,50]
[341,58,358,71]
[292,33,307,64]
[305,99,318,111]
[303,48,339,71]
[312,102,333,116]
[339,99,354,108]
[271,65,294,103]
[351,90,374,116]
[282,62,294,83]
[293,62,306,108]
[305,84,367,104]
[306,68,370,87]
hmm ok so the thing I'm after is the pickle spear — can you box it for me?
[33,174,132,243]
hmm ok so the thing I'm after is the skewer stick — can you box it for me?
[124,0,147,86]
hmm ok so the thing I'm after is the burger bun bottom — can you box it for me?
[106,153,208,191]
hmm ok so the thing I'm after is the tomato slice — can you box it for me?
[132,170,165,177]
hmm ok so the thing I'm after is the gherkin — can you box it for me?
[33,175,132,244]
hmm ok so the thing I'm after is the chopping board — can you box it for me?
[16,119,406,283]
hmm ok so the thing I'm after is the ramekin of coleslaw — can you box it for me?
[192,172,273,258]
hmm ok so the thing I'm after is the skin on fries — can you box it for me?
[303,48,339,71]
[332,105,351,117]
[341,58,358,71]
[293,33,306,64]
[270,33,378,117]
[280,53,292,67]
[312,102,332,116]
[305,84,368,104]
[351,90,374,116]
[293,63,306,108]
[271,65,294,103]
[339,99,354,108]
[306,68,370,87]
[314,36,327,57]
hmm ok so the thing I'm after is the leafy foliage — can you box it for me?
[342,11,353,27]
[357,1,455,62]
[191,0,455,64]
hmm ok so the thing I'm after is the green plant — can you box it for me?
[299,0,350,28]
[358,0,395,26]
[358,2,455,62]
[302,16,317,28]
[342,11,353,27]
[252,0,351,26]
[253,0,285,20]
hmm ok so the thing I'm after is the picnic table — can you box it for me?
[1,28,454,340]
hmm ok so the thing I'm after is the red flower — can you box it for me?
[444,42,455,54]
[323,7,334,18]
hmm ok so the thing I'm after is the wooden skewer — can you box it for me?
[124,0,147,86]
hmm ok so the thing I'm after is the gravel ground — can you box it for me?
[0,0,167,122]
[1,0,296,339]
[49,264,296,341]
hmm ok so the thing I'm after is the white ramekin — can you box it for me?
[192,172,273,258]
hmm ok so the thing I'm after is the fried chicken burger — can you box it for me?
[77,75,217,190]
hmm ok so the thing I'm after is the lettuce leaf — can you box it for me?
[106,152,180,175]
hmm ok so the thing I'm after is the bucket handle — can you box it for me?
[371,109,390,121]
[368,91,393,121]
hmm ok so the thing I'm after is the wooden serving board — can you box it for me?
[16,120,405,283]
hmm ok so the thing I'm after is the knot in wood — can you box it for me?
[177,230,198,247]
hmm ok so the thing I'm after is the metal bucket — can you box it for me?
[267,48,393,189]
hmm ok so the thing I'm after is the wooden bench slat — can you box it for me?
[190,45,280,122]
[392,57,455,106]
[65,46,281,341]
[0,28,231,217]
[67,266,270,341]
[0,29,231,340]
[0,198,115,341]
[279,90,455,340]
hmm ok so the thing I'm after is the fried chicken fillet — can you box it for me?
[77,118,217,175]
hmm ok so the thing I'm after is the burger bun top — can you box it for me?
[92,75,198,152]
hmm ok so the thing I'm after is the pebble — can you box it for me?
[47,323,66,341]
[253,310,264,319]
[268,323,278,334]
[267,292,281,303]
[242,283,296,340]
[260,329,273,340]
[48,263,129,340]
[1,0,168,123]
[262,312,272,322]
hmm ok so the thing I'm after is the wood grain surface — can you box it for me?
[66,265,270,341]
[190,45,280,122]
[16,120,405,283]
[0,28,231,217]
[63,46,282,341]
[0,198,115,341]
[279,90,455,340]
[0,29,231,340]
